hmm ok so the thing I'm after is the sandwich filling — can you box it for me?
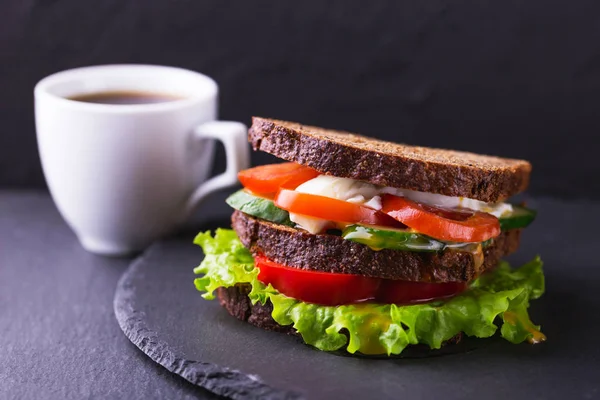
[230,162,535,250]
[194,162,544,355]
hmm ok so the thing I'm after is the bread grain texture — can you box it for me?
[232,210,521,283]
[249,117,531,202]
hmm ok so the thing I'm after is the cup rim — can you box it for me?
[34,64,219,114]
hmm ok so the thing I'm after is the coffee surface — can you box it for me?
[68,91,182,105]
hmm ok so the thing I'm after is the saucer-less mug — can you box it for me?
[35,65,249,256]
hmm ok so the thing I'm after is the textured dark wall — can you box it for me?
[0,0,595,198]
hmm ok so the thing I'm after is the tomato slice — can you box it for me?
[275,189,406,229]
[255,255,468,306]
[381,194,500,242]
[377,280,467,304]
[255,255,380,306]
[238,163,319,197]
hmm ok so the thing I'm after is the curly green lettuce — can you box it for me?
[193,229,545,355]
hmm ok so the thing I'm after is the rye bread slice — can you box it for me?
[249,117,531,203]
[217,285,295,334]
[216,284,463,356]
[232,210,521,283]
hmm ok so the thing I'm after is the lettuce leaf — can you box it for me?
[194,229,545,355]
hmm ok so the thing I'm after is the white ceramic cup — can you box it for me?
[34,65,250,256]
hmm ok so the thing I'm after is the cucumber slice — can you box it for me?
[226,190,294,226]
[499,205,536,230]
[342,225,446,252]
[342,225,493,252]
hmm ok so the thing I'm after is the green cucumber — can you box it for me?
[342,225,494,252]
[499,205,536,230]
[226,190,294,226]
[342,225,446,252]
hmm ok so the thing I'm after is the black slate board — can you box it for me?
[114,197,600,399]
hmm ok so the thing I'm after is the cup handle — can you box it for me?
[182,121,250,219]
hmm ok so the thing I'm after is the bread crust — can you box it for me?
[249,117,531,202]
[232,210,521,283]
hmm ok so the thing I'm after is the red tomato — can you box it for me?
[255,255,380,306]
[238,163,320,197]
[381,194,501,242]
[377,280,468,304]
[274,189,406,229]
[255,256,468,306]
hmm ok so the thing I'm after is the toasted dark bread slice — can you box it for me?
[249,117,531,203]
[216,284,463,356]
[217,284,296,335]
[232,210,521,283]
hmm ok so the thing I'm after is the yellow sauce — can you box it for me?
[503,311,547,344]
[350,305,392,355]
[446,242,484,272]
[470,243,484,273]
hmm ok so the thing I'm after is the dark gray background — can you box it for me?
[1,0,595,198]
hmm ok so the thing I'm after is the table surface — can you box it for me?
[0,190,224,399]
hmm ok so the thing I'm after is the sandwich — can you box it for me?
[193,117,545,356]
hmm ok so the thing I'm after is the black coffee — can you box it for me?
[68,91,183,105]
